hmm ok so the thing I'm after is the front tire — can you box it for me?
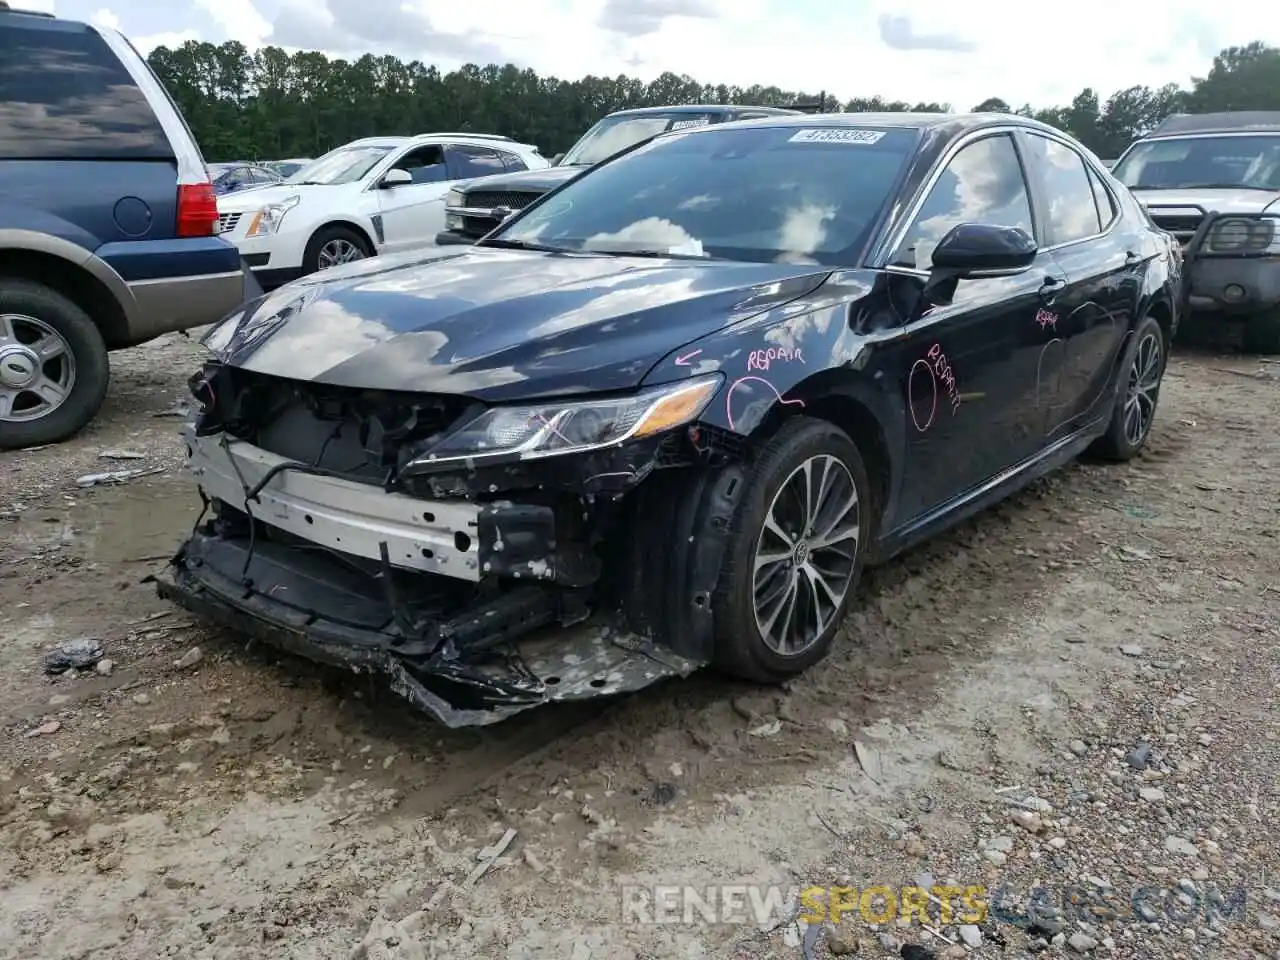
[711,417,871,683]
[302,225,372,277]
[1090,313,1166,462]
[0,279,110,450]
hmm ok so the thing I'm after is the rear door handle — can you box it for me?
[1039,276,1066,302]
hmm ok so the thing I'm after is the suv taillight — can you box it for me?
[176,182,218,237]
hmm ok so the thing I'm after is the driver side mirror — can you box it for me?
[922,223,1037,306]
[550,153,565,165]
[379,168,413,189]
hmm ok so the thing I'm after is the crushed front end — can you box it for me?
[155,361,744,727]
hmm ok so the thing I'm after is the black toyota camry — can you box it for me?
[159,113,1182,727]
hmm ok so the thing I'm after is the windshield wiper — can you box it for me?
[475,237,573,253]
[296,180,328,185]
[587,247,719,261]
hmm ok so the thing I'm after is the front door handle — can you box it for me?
[1039,276,1066,302]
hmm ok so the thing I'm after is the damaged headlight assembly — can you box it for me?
[403,373,722,473]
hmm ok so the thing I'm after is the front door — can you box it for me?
[375,144,454,253]
[881,132,1058,521]
[1019,132,1137,439]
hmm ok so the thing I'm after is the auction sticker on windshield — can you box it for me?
[789,129,885,144]
[671,118,711,129]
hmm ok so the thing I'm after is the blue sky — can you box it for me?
[20,0,1280,112]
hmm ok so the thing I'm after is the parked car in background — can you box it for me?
[209,161,285,195]
[1111,111,1280,352]
[265,157,311,179]
[215,133,548,289]
[0,3,257,450]
[435,104,800,245]
[159,112,1180,727]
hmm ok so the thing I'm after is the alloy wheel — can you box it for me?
[751,453,861,656]
[317,238,365,269]
[0,313,77,423]
[1123,330,1162,447]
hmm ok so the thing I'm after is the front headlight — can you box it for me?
[407,374,722,470]
[1207,216,1277,254]
[445,188,466,209]
[245,195,301,238]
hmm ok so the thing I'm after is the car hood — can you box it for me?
[216,182,330,213]
[1132,187,1280,214]
[458,165,586,196]
[205,246,832,401]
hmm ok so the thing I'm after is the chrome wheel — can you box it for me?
[317,237,365,269]
[0,313,76,422]
[1123,330,1162,447]
[752,454,861,656]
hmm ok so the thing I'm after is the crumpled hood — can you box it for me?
[1133,187,1280,214]
[204,246,831,401]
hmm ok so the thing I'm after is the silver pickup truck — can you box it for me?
[1111,111,1280,353]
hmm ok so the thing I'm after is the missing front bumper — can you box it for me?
[157,529,701,727]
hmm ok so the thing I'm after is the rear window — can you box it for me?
[0,22,173,160]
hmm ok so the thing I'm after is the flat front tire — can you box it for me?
[711,416,871,683]
[1090,314,1166,462]
[0,279,110,450]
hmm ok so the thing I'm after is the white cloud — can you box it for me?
[95,0,1280,110]
[90,7,120,29]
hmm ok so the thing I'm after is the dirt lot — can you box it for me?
[1,332,1277,960]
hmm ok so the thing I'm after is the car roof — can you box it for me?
[339,134,539,150]
[664,110,1069,140]
[604,104,800,118]
[1148,111,1280,136]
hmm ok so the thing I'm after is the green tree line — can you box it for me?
[145,39,1280,164]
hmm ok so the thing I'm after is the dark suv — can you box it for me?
[0,3,259,449]
[434,104,799,245]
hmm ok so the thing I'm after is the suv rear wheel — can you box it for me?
[0,278,110,450]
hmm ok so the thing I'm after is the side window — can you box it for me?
[447,146,506,180]
[0,23,173,160]
[1023,134,1102,245]
[891,134,1034,271]
[500,151,529,173]
[391,145,447,185]
[1087,165,1117,228]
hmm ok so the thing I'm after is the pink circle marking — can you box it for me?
[908,359,937,433]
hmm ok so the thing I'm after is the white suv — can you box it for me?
[216,133,549,289]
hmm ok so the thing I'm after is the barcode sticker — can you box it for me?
[788,129,885,144]
[670,118,711,129]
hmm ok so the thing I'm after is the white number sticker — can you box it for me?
[670,118,711,130]
[788,128,885,144]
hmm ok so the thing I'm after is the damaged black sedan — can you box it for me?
[158,113,1181,727]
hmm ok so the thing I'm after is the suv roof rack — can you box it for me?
[0,1,58,15]
[1151,111,1280,136]
[422,132,516,142]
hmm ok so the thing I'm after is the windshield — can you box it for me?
[494,124,917,265]
[1113,135,1280,191]
[559,113,719,167]
[286,145,394,185]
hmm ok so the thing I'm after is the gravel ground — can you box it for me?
[0,333,1277,960]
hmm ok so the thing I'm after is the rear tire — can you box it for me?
[1242,307,1280,355]
[0,279,110,451]
[1090,314,1166,462]
[302,225,372,277]
[711,417,871,684]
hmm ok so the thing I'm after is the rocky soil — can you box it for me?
[0,333,1277,960]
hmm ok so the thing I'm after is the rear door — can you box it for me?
[882,132,1066,521]
[444,145,507,183]
[1018,132,1136,440]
